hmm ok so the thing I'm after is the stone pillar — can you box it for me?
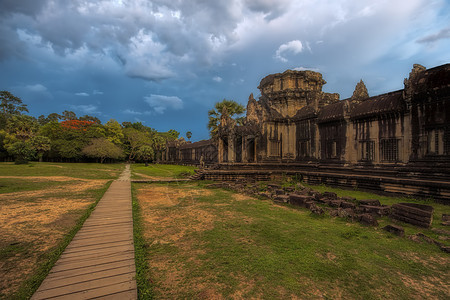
[218,138,224,163]
[228,135,236,163]
[344,116,356,164]
[242,137,248,163]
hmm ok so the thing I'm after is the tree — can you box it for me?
[136,145,154,165]
[151,134,166,161]
[54,139,84,161]
[167,129,179,140]
[30,136,51,162]
[82,138,124,163]
[186,131,192,141]
[6,115,39,140]
[0,91,28,129]
[105,119,124,145]
[122,127,151,161]
[38,113,61,125]
[6,140,35,164]
[61,110,77,121]
[207,99,245,138]
[79,115,101,124]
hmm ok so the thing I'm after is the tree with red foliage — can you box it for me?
[60,119,95,131]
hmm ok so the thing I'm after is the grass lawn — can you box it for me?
[0,162,124,299]
[131,163,197,179]
[134,181,449,299]
[0,162,123,179]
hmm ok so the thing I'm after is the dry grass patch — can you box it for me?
[135,183,450,299]
[0,177,108,298]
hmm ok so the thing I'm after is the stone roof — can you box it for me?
[179,139,214,149]
[258,69,325,90]
[292,105,316,120]
[317,101,345,123]
[410,63,450,94]
[350,90,404,119]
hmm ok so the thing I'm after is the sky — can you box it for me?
[1,0,449,141]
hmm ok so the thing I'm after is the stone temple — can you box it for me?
[164,63,450,202]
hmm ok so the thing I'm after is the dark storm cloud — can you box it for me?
[0,0,449,140]
[0,0,47,17]
[417,27,450,44]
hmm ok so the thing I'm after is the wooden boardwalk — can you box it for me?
[32,165,137,300]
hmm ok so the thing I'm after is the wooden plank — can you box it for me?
[45,259,135,280]
[32,165,137,299]
[32,273,135,299]
[37,266,136,291]
[55,249,134,266]
[92,289,137,300]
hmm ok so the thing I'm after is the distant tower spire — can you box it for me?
[351,79,369,102]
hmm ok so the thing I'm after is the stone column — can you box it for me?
[218,138,224,163]
[228,135,236,163]
[242,137,248,163]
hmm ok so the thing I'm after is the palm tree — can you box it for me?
[207,99,245,138]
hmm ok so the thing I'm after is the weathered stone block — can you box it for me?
[383,224,405,237]
[358,213,378,226]
[289,194,313,206]
[274,189,285,195]
[391,203,434,228]
[341,201,356,209]
[329,200,343,208]
[309,202,324,215]
[258,192,271,199]
[330,208,352,218]
[274,195,290,203]
[267,184,282,190]
[359,205,391,216]
[285,187,295,193]
[358,199,381,206]
[323,192,337,199]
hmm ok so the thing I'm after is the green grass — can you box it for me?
[7,181,113,300]
[131,184,154,300]
[135,182,449,299]
[131,163,197,179]
[0,162,124,179]
[0,178,70,194]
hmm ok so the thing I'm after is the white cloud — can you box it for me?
[70,104,100,114]
[75,92,89,96]
[275,40,303,62]
[124,109,152,115]
[93,90,103,95]
[293,66,320,72]
[25,83,47,92]
[213,76,223,82]
[144,94,183,114]
[124,109,142,115]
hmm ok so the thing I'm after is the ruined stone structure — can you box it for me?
[164,63,450,201]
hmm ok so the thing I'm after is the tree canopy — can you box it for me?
[0,91,181,164]
[207,99,245,138]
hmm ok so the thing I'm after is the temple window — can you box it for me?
[428,129,444,155]
[380,139,399,162]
